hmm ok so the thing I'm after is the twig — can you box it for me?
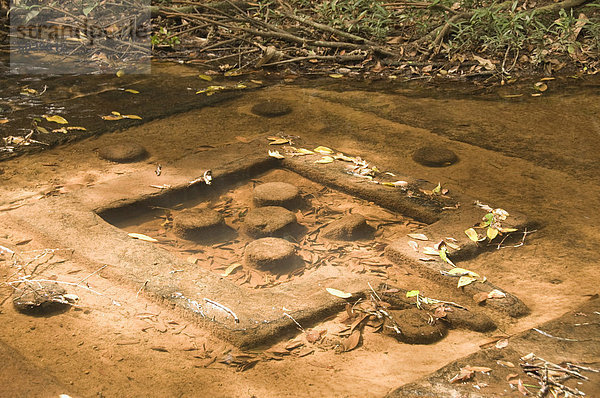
[261,53,365,67]
[283,312,305,331]
[203,297,239,323]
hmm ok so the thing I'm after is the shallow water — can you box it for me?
[1,61,599,397]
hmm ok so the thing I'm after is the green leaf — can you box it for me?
[432,182,441,194]
[406,290,420,297]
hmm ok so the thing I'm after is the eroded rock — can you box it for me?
[320,214,373,241]
[244,206,296,238]
[244,237,296,271]
[251,100,292,117]
[384,308,447,344]
[98,142,147,163]
[253,182,300,208]
[412,145,458,167]
[173,208,225,240]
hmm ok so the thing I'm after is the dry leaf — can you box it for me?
[128,233,158,242]
[313,146,334,154]
[124,89,139,94]
[450,367,474,383]
[498,361,515,368]
[457,275,477,288]
[487,227,499,241]
[268,150,284,159]
[422,247,439,255]
[123,114,142,120]
[487,289,506,299]
[448,268,480,278]
[305,329,324,343]
[296,347,314,357]
[343,329,361,352]
[102,114,123,121]
[408,233,428,241]
[222,263,242,277]
[506,373,519,380]
[465,228,479,242]
[267,137,289,145]
[43,114,68,124]
[326,287,352,299]
[333,153,354,162]
[295,148,314,155]
[0,118,8,124]
[329,73,343,78]
[465,366,492,373]
[198,74,213,81]
[517,379,529,395]
[315,156,334,164]
[408,241,419,251]
[495,339,509,349]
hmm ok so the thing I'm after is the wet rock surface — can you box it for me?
[253,182,300,208]
[412,145,458,167]
[251,100,292,117]
[173,208,225,240]
[98,142,147,163]
[12,282,71,316]
[244,206,297,238]
[384,309,448,344]
[244,237,296,271]
[320,214,373,240]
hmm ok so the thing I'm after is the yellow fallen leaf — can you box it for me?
[487,289,506,299]
[43,114,68,124]
[329,73,343,78]
[534,82,548,92]
[448,267,480,278]
[295,148,314,155]
[128,233,158,242]
[407,233,428,241]
[465,228,479,242]
[326,287,352,299]
[487,227,499,241]
[422,247,439,255]
[124,89,139,94]
[21,88,37,95]
[498,226,518,233]
[0,118,8,124]
[67,126,86,131]
[333,153,355,162]
[457,275,477,288]
[250,79,263,85]
[314,146,334,154]
[406,290,420,297]
[315,156,334,164]
[111,111,121,116]
[123,114,142,120]
[222,263,242,277]
[224,70,242,77]
[268,137,290,145]
[52,127,68,134]
[268,150,285,159]
[198,74,213,81]
[116,69,125,77]
[102,115,123,121]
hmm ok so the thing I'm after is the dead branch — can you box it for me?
[261,53,366,67]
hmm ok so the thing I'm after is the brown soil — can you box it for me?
[1,74,599,397]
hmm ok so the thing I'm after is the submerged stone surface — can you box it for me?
[251,100,292,117]
[412,145,458,167]
[383,309,447,344]
[173,208,225,240]
[244,206,296,238]
[98,142,147,163]
[244,237,296,271]
[253,182,300,208]
[320,214,373,240]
